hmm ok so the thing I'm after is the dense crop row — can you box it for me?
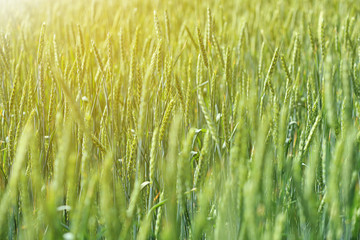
[1,0,360,239]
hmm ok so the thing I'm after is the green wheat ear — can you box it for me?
[37,22,46,65]
[197,27,209,68]
[352,74,360,99]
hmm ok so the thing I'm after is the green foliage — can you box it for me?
[0,0,360,239]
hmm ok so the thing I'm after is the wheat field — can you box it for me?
[0,0,360,239]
